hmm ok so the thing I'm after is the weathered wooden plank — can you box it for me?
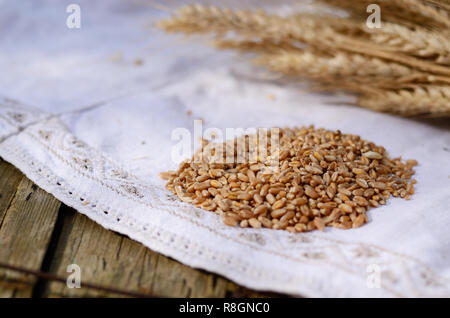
[0,177,61,297]
[0,160,282,298]
[43,208,279,298]
[0,160,24,225]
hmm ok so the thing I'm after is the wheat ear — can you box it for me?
[156,5,340,44]
[368,23,450,65]
[157,5,450,76]
[320,0,450,28]
[358,86,450,116]
[422,0,450,12]
[256,51,415,78]
[255,50,450,91]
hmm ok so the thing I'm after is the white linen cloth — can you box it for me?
[0,0,449,297]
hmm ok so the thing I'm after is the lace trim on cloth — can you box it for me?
[1,97,449,297]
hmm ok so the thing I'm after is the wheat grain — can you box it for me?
[162,126,417,233]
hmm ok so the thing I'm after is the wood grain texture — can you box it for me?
[0,160,283,298]
[42,208,278,298]
[0,177,61,297]
[0,160,24,225]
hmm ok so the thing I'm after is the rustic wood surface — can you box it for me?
[0,159,284,298]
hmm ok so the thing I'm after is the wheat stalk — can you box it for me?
[287,12,450,65]
[358,86,450,116]
[255,50,450,93]
[320,0,450,29]
[368,23,450,65]
[156,2,450,117]
[158,5,450,76]
[257,51,415,78]
[217,39,450,86]
[157,5,339,44]
[422,0,450,12]
[390,0,450,27]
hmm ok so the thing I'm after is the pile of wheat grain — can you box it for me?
[160,127,417,232]
[157,0,450,117]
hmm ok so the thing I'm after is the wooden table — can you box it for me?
[0,159,283,298]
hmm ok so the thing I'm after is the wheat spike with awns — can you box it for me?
[157,0,450,117]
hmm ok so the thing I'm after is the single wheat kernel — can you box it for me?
[240,219,249,228]
[254,205,268,215]
[210,180,222,188]
[259,216,273,228]
[223,216,238,227]
[305,185,319,199]
[194,181,210,190]
[363,151,383,160]
[280,211,295,222]
[266,193,276,204]
[314,217,325,231]
[339,203,353,213]
[352,168,365,175]
[271,208,287,219]
[353,196,369,206]
[159,172,173,180]
[238,193,252,201]
[237,173,249,182]
[356,178,369,188]
[353,214,366,228]
[272,200,286,210]
[196,175,210,182]
[249,218,262,229]
[295,223,306,232]
[239,209,253,219]
[373,182,387,190]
